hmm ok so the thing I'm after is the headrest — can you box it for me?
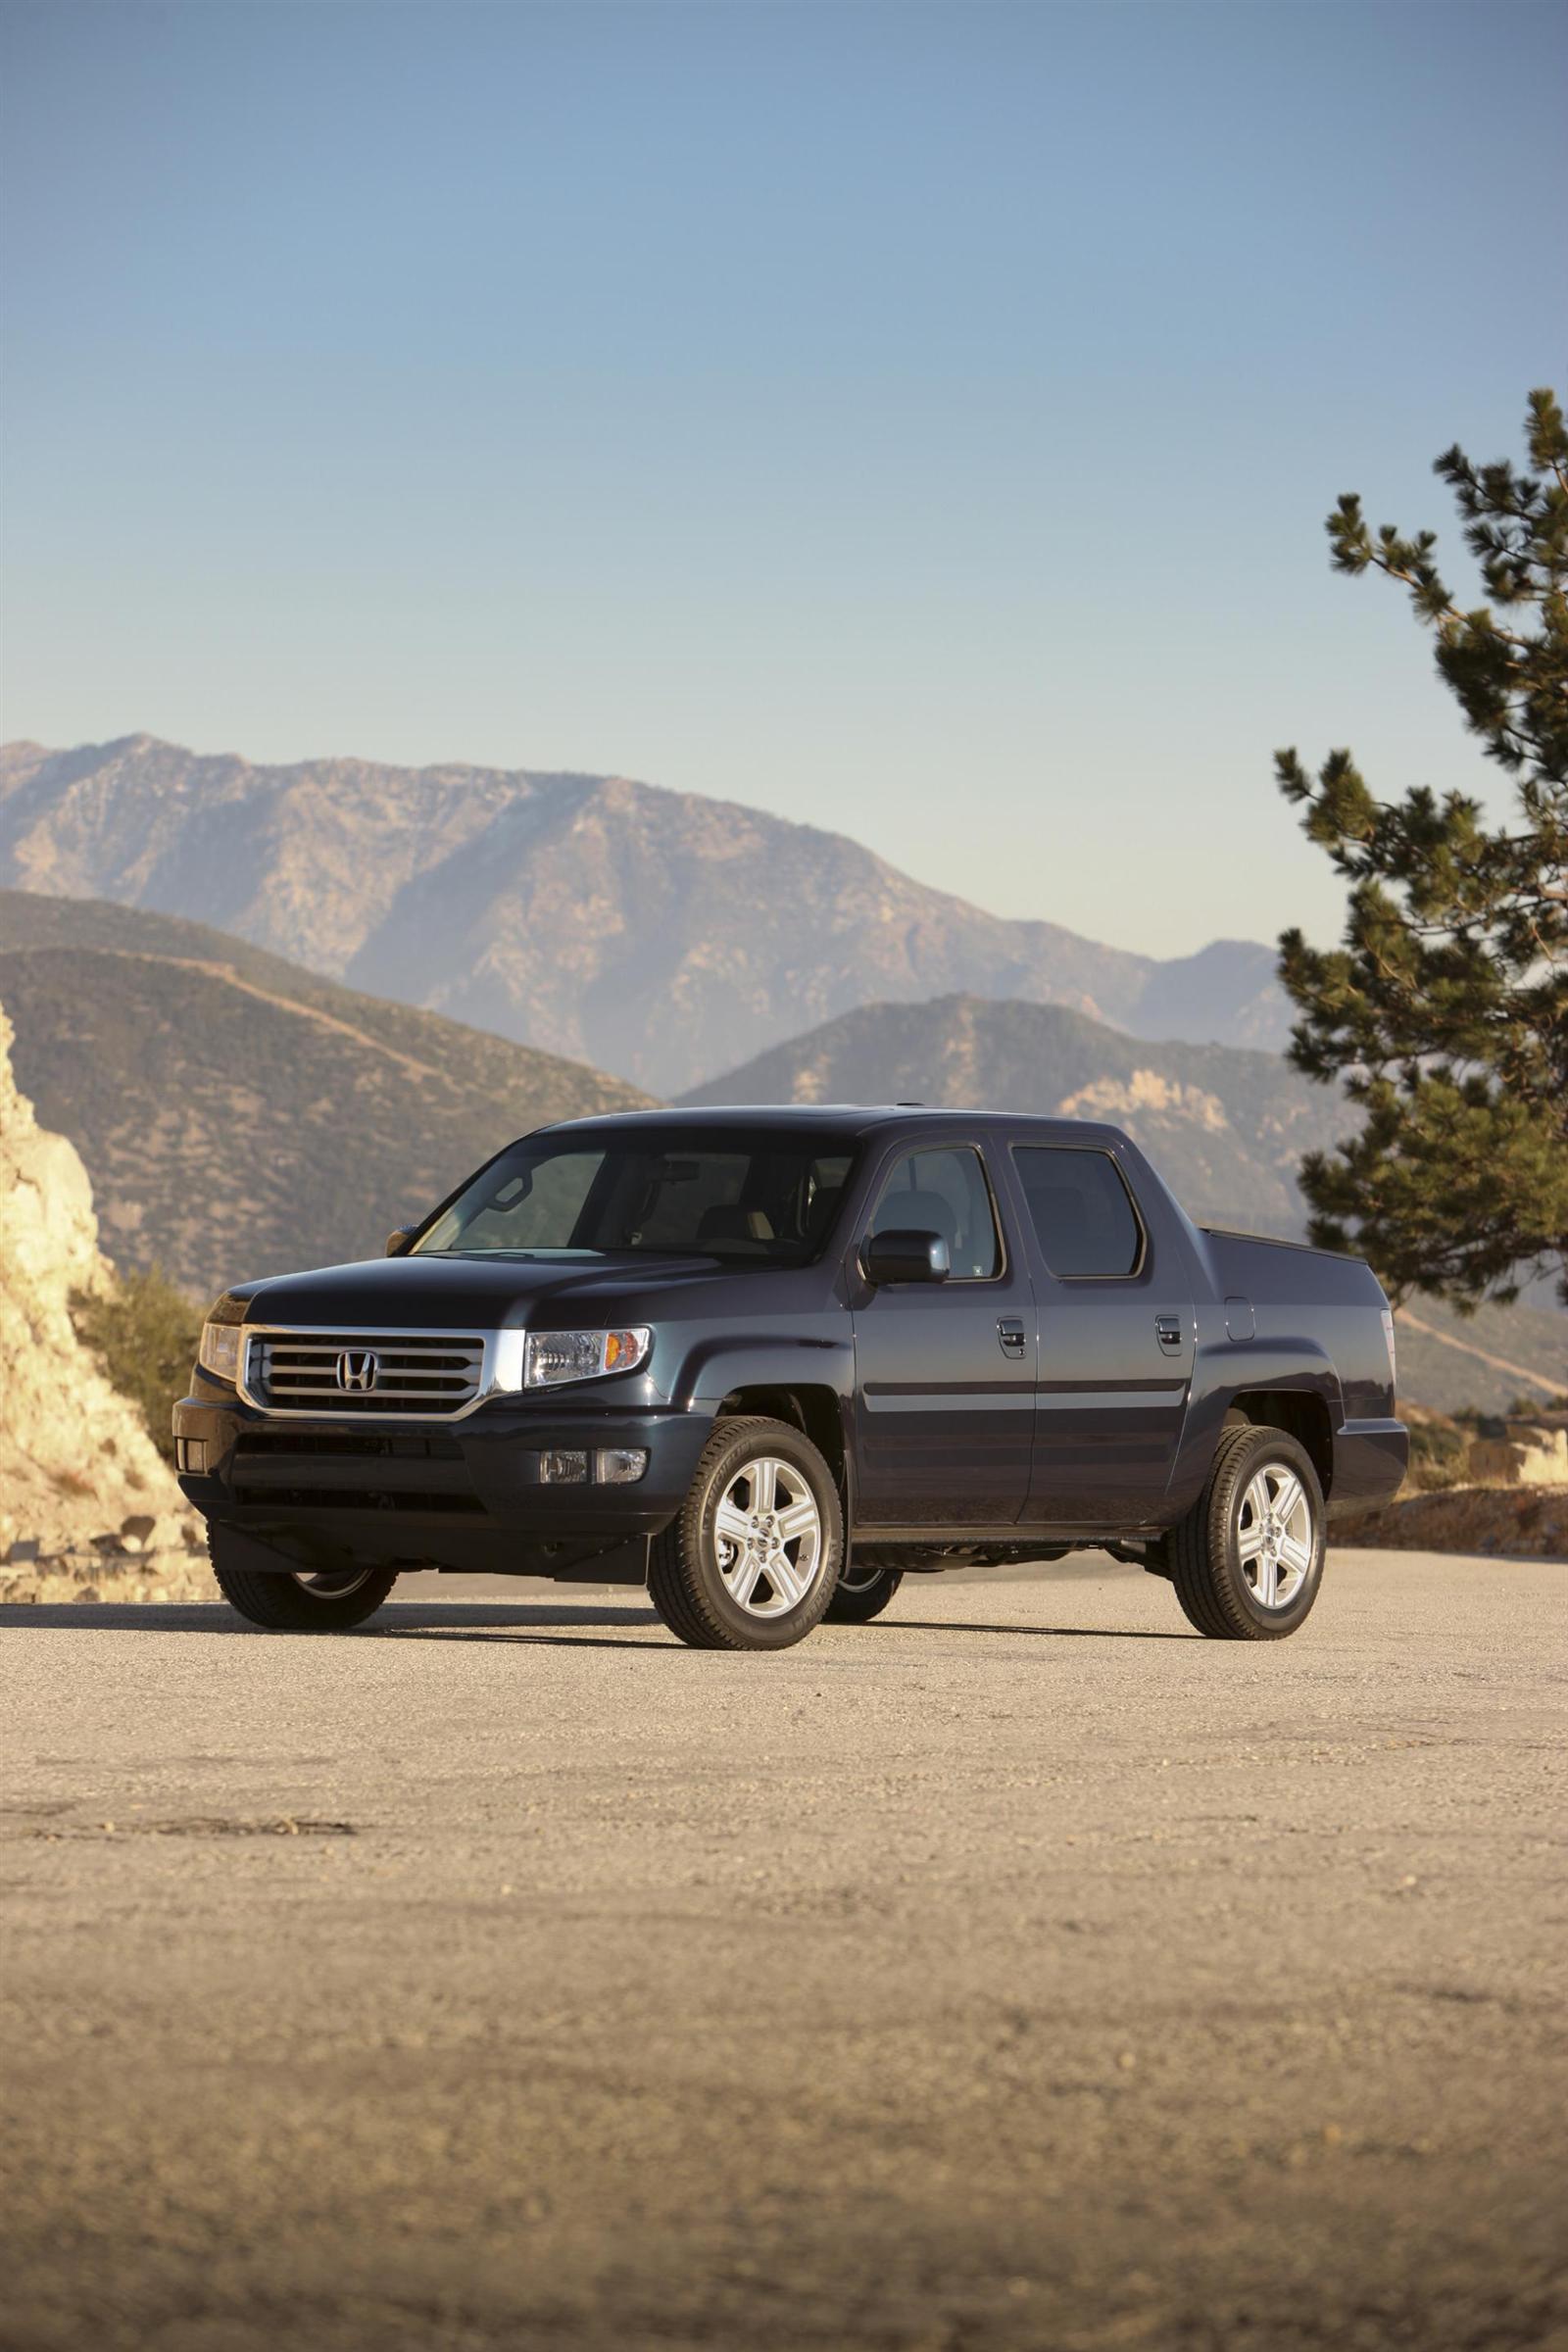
[698,1203,775,1244]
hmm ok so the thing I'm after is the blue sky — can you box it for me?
[2,0,1563,956]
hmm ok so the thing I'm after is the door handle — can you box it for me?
[997,1317,1027,1357]
[1154,1313,1184,1353]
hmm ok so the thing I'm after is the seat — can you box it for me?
[697,1203,775,1246]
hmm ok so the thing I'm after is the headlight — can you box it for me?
[198,1321,246,1384]
[521,1327,651,1389]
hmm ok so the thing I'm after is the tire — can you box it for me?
[825,1558,904,1624]
[648,1416,843,1651]
[209,1523,400,1632]
[1158,1425,1326,1641]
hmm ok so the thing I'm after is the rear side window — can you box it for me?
[1014,1147,1142,1278]
[868,1146,1001,1280]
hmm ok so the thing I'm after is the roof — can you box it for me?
[543,1102,1132,1147]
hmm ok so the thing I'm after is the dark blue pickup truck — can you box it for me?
[175,1106,1407,1648]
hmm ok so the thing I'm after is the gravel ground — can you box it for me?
[2,1548,1564,2352]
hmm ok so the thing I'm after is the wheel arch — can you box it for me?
[1222,1388,1335,1496]
[714,1382,847,1494]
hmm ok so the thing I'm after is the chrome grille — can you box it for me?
[241,1328,489,1419]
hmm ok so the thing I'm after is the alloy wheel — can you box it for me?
[1236,1462,1314,1609]
[712,1455,824,1618]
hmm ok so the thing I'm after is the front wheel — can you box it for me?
[648,1416,843,1650]
[209,1524,399,1631]
[1158,1426,1326,1641]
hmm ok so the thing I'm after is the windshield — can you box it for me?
[413,1127,860,1264]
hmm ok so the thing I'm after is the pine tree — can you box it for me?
[1276,387,1568,1309]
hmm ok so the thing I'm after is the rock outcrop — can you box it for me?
[1468,1419,1568,1488]
[0,998,198,1588]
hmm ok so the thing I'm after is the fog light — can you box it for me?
[176,1438,208,1475]
[595,1447,649,1485]
[538,1448,588,1485]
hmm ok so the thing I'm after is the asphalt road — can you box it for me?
[2,1548,1564,2352]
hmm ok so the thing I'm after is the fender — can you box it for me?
[677,1330,856,1413]
[1166,1335,1344,1519]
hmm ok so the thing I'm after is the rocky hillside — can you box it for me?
[0,1000,189,1570]
[0,736,1290,1094]
[682,991,1568,1415]
[0,893,652,1296]
[683,992,1348,1235]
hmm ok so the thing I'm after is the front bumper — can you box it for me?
[173,1388,713,1577]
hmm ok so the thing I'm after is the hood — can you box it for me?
[224,1251,734,1330]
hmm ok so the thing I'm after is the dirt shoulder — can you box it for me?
[1338,1482,1568,1561]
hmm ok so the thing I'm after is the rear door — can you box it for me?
[850,1138,1036,1526]
[1002,1141,1194,1526]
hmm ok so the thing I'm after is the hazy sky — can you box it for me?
[2,1,1563,958]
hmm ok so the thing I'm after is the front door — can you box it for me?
[851,1140,1036,1526]
[1004,1141,1195,1526]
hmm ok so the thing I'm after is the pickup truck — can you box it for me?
[174,1106,1407,1648]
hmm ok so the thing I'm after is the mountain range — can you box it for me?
[0,735,1291,1095]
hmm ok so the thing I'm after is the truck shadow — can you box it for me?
[373,1623,675,1652]
[0,1601,1192,1643]
[891,1618,1195,1642]
[0,1601,662,1636]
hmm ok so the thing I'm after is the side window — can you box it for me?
[1014,1148,1143,1278]
[868,1146,1001,1281]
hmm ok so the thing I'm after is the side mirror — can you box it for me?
[862,1229,951,1286]
[385,1226,416,1256]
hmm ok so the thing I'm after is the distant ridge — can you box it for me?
[680,991,1345,1238]
[0,891,651,1294]
[0,735,1291,1094]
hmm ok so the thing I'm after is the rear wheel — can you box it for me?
[825,1557,904,1624]
[209,1524,399,1631]
[648,1416,843,1651]
[1158,1425,1326,1641]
